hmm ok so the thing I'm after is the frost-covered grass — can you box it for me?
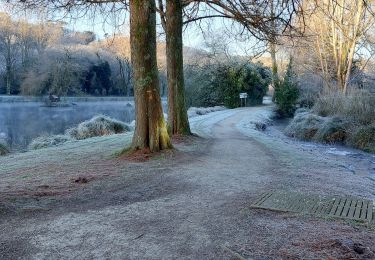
[285,110,326,140]
[285,109,375,153]
[66,115,131,140]
[27,108,220,151]
[313,90,375,125]
[188,106,226,118]
[0,133,133,174]
[313,117,348,143]
[29,115,132,150]
[189,109,238,138]
[29,135,72,150]
[285,110,349,143]
[347,123,375,153]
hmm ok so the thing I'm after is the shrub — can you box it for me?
[66,115,131,140]
[28,135,71,150]
[221,62,271,108]
[313,117,348,143]
[185,61,271,108]
[285,111,325,140]
[274,59,299,117]
[347,124,375,153]
[0,142,9,156]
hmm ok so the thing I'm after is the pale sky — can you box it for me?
[0,2,265,57]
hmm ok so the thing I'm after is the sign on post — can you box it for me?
[239,92,248,107]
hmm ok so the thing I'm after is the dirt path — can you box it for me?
[1,107,375,259]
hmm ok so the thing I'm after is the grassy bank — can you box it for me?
[285,90,375,153]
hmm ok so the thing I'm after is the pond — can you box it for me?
[0,100,145,150]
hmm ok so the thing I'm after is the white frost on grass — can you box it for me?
[29,135,73,150]
[29,115,132,150]
[0,133,133,174]
[326,148,355,156]
[188,106,226,118]
[189,109,238,138]
[236,106,275,133]
[66,115,132,140]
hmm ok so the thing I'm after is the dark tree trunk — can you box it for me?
[6,37,12,95]
[166,0,191,135]
[129,0,171,152]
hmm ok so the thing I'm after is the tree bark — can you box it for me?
[5,37,12,95]
[269,0,278,87]
[166,0,191,135]
[129,0,171,152]
[270,42,278,84]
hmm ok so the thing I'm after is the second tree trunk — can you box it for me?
[166,0,191,135]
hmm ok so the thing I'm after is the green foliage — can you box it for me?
[185,61,271,108]
[274,59,299,117]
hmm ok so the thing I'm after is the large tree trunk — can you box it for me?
[166,0,191,135]
[129,0,171,152]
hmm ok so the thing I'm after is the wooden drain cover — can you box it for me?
[251,191,374,223]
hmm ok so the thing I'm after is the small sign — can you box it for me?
[239,93,248,99]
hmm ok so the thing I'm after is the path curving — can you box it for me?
[1,107,375,259]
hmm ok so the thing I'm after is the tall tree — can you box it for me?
[157,0,191,135]
[129,0,172,151]
[165,0,191,135]
[0,12,19,95]
[303,0,374,93]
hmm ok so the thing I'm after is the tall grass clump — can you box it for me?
[347,123,375,153]
[285,110,326,140]
[29,135,72,150]
[66,115,131,140]
[313,89,375,125]
[29,115,132,150]
[289,88,375,152]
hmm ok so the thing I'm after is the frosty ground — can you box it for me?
[1,105,375,259]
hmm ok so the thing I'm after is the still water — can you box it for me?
[0,101,138,150]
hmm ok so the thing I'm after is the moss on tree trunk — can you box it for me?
[166,0,191,135]
[129,0,171,152]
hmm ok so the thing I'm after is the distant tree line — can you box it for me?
[0,12,170,97]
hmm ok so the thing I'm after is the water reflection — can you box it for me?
[0,101,138,150]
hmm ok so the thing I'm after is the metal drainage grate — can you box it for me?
[251,191,373,223]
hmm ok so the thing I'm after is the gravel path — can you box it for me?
[1,106,375,259]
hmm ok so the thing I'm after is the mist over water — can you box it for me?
[0,101,141,150]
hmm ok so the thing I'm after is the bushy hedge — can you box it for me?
[185,61,271,108]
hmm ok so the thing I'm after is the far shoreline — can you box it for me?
[0,96,167,103]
